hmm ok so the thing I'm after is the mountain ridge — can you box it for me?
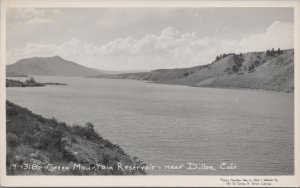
[96,49,294,93]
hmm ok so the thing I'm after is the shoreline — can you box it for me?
[150,81,294,94]
[96,77,294,94]
[7,75,293,94]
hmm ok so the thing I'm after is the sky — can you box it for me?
[6,8,294,71]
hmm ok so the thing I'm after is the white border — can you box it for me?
[0,0,299,187]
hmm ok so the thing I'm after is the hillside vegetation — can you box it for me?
[6,101,145,175]
[97,49,294,92]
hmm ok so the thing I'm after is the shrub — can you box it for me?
[85,122,94,131]
[71,136,77,143]
[248,64,255,72]
[48,149,64,162]
[102,153,110,165]
[113,156,120,162]
[62,150,77,162]
[117,149,125,155]
[182,72,189,77]
[51,117,59,124]
[254,60,260,66]
[72,123,102,141]
[104,141,114,149]
[21,132,36,145]
[7,133,20,148]
[6,107,18,116]
[232,65,239,73]
[35,127,64,150]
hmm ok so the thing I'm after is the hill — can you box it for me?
[7,56,104,77]
[97,49,294,93]
[6,101,146,175]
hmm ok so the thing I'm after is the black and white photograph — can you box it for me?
[1,0,299,187]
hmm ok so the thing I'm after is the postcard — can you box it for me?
[1,0,299,187]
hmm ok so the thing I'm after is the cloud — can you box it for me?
[7,21,294,70]
[238,21,294,51]
[7,38,98,67]
[97,9,175,28]
[7,8,53,24]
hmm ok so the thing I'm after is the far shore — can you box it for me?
[6,77,67,88]
[6,74,293,94]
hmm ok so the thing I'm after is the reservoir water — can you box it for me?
[6,76,294,175]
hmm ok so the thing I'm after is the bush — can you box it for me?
[7,133,20,148]
[104,141,114,149]
[85,122,94,129]
[21,132,36,145]
[51,117,59,124]
[62,149,77,162]
[7,107,18,116]
[48,149,64,162]
[232,65,239,73]
[102,153,110,165]
[248,64,255,72]
[254,60,260,66]
[35,127,64,150]
[72,123,102,141]
[117,148,125,155]
[182,72,189,77]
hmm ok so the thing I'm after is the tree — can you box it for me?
[271,48,275,56]
[254,60,260,67]
[85,122,94,130]
[277,48,281,54]
[26,77,36,84]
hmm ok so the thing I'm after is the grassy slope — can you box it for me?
[97,49,294,92]
[6,101,145,175]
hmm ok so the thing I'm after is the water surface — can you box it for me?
[6,76,294,175]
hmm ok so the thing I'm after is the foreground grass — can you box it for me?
[6,101,146,175]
